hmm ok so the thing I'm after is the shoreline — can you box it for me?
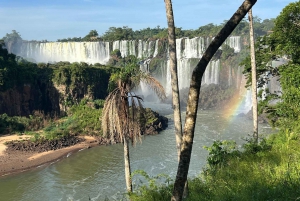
[0,135,100,177]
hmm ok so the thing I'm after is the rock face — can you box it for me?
[0,63,112,117]
[0,83,60,117]
[144,110,168,135]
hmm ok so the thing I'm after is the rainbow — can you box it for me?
[221,87,251,120]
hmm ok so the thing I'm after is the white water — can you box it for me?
[8,36,241,64]
[17,41,111,64]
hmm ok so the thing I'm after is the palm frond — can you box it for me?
[102,58,166,146]
[140,73,167,101]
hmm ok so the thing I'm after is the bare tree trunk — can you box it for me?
[248,8,258,143]
[164,0,183,160]
[164,0,188,197]
[171,1,257,200]
[124,138,132,192]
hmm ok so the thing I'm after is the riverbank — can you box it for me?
[0,135,100,177]
[130,131,300,200]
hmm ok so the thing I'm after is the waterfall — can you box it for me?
[183,37,206,58]
[201,60,220,85]
[176,38,183,59]
[225,36,241,53]
[242,89,252,113]
[8,36,241,64]
[17,41,110,64]
[153,40,159,57]
[112,40,136,58]
[6,36,246,99]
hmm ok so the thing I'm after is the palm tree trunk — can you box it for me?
[124,138,132,192]
[171,1,257,200]
[248,8,258,143]
[164,0,188,197]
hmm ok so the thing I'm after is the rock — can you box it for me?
[6,135,84,153]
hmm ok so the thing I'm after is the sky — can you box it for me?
[0,0,296,41]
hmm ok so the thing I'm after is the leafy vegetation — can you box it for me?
[0,112,48,135]
[129,2,299,201]
[53,18,274,42]
[130,131,300,200]
[242,1,300,135]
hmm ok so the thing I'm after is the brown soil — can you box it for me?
[0,114,168,177]
[0,135,102,177]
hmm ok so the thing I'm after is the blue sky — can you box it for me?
[0,0,296,41]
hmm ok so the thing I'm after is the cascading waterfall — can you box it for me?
[112,40,136,57]
[183,37,206,58]
[17,41,110,64]
[202,60,220,85]
[153,40,159,58]
[8,36,240,64]
[8,36,243,98]
[6,35,265,114]
[225,36,241,53]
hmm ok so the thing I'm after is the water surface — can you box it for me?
[0,105,274,201]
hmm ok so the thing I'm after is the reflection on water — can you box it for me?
[0,107,274,201]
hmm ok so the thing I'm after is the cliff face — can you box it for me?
[0,83,60,117]
[0,59,112,117]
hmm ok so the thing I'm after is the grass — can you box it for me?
[129,131,300,201]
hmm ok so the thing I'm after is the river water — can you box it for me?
[0,103,274,201]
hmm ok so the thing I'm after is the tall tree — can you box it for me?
[243,1,300,133]
[171,1,257,200]
[164,0,188,196]
[248,9,258,143]
[101,56,166,192]
[164,0,183,171]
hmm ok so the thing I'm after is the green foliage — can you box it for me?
[102,26,134,41]
[52,62,115,106]
[129,170,173,201]
[262,63,300,132]
[221,44,235,60]
[0,113,25,134]
[243,138,272,154]
[67,99,103,136]
[0,113,47,135]
[82,30,99,41]
[55,18,274,42]
[42,117,74,140]
[110,49,122,58]
[0,43,50,91]
[272,1,300,63]
[108,55,141,89]
[131,131,300,201]
[241,1,300,136]
[203,140,238,170]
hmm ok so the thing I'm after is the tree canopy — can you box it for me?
[53,18,274,42]
[242,1,300,134]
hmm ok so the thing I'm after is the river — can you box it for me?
[0,103,274,201]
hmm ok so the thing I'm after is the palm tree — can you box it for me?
[171,1,257,200]
[101,56,166,192]
[248,8,258,143]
